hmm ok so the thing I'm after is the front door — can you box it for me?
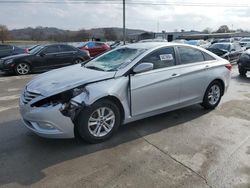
[38,45,61,70]
[130,47,181,116]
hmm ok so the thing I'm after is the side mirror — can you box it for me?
[133,63,154,74]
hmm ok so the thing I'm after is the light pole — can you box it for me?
[123,0,126,45]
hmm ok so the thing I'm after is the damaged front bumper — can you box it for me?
[19,101,75,138]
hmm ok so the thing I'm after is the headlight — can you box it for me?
[5,59,13,64]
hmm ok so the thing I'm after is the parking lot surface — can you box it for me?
[0,67,249,188]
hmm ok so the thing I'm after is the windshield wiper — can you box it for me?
[85,66,105,71]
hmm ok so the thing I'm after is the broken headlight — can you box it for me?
[32,86,87,108]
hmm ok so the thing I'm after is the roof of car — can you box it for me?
[123,42,187,50]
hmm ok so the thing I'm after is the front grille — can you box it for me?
[22,88,41,104]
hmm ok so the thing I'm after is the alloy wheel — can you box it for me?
[88,107,115,137]
[208,85,221,105]
[16,63,30,75]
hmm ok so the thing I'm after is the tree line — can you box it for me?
[0,24,249,43]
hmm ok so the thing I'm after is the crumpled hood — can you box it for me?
[2,53,30,60]
[26,64,116,96]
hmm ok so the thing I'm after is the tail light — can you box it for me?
[225,63,232,71]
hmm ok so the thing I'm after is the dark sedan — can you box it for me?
[0,44,90,75]
[207,43,243,63]
[0,44,26,58]
[238,49,250,76]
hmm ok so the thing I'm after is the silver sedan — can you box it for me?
[19,42,231,143]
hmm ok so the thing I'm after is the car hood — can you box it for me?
[26,64,116,96]
[1,53,30,60]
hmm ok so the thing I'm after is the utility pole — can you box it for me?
[123,0,126,45]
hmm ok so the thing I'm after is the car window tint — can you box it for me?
[60,45,75,52]
[141,47,176,70]
[0,45,12,50]
[42,46,60,54]
[178,47,205,64]
[203,52,215,61]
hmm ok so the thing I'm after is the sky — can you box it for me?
[0,0,250,32]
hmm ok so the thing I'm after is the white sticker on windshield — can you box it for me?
[160,54,173,61]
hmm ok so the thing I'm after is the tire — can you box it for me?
[239,67,247,77]
[15,62,30,75]
[201,81,223,109]
[75,99,121,143]
[73,58,83,64]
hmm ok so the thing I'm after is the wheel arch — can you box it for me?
[208,79,225,96]
[95,95,125,124]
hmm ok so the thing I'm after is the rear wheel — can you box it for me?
[73,58,83,64]
[75,99,121,143]
[15,63,30,75]
[201,81,223,109]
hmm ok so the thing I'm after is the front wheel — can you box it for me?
[75,99,121,143]
[15,63,30,75]
[201,81,223,109]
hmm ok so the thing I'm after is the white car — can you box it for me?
[19,43,231,143]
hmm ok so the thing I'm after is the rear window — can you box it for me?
[178,47,205,64]
[203,52,215,61]
[0,45,12,50]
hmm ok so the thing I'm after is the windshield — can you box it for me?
[85,47,146,71]
[210,43,230,51]
[29,45,44,54]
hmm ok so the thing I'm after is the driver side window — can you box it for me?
[140,47,176,70]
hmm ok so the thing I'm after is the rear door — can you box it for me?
[57,45,78,67]
[176,46,215,105]
[130,47,181,116]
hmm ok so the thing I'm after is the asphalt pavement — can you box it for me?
[0,67,249,188]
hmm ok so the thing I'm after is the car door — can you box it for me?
[130,47,181,116]
[176,46,214,105]
[57,45,77,67]
[38,45,61,70]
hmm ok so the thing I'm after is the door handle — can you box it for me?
[205,65,210,69]
[171,73,180,77]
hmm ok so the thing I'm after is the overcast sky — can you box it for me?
[0,0,250,32]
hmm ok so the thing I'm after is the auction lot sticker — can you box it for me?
[160,54,173,61]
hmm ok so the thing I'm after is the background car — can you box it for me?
[0,44,26,58]
[207,42,243,62]
[211,38,234,44]
[239,38,250,47]
[0,44,90,75]
[79,41,110,57]
[238,49,250,76]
